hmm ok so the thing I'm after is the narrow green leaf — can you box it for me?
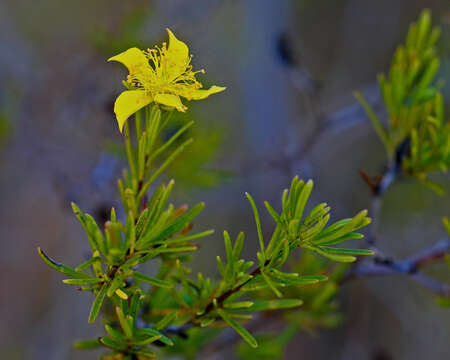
[107,274,125,297]
[135,208,151,239]
[281,189,288,214]
[134,271,173,288]
[99,336,125,350]
[139,328,174,346]
[153,229,214,246]
[63,278,103,285]
[224,231,233,263]
[245,192,265,255]
[138,130,148,180]
[294,179,313,222]
[88,283,108,323]
[267,237,285,267]
[217,256,226,277]
[261,271,282,298]
[354,91,392,154]
[126,211,136,254]
[284,275,328,285]
[117,179,128,214]
[134,348,156,358]
[138,202,205,249]
[115,306,133,338]
[105,324,125,343]
[217,308,258,348]
[150,180,175,226]
[134,335,161,346]
[85,214,107,255]
[124,120,137,182]
[264,201,283,226]
[305,245,356,263]
[269,269,300,281]
[155,246,198,254]
[319,246,375,256]
[155,311,177,331]
[37,248,92,279]
[287,176,302,217]
[138,138,193,199]
[244,299,303,312]
[130,290,142,324]
[223,301,254,309]
[311,210,370,246]
[288,219,300,238]
[232,232,245,260]
[73,339,101,350]
[279,239,290,266]
[312,232,364,246]
[416,10,431,51]
[71,202,97,253]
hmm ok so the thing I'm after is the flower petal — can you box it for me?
[165,29,190,80]
[114,90,153,132]
[166,29,189,64]
[179,85,226,100]
[108,47,148,74]
[154,93,186,112]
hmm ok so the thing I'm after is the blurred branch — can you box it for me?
[240,83,382,178]
[344,238,450,297]
[353,120,450,297]
[364,160,398,247]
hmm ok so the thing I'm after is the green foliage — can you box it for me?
[355,10,449,193]
[104,110,229,190]
[402,93,449,192]
[38,103,373,358]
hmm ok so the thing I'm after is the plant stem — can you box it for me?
[124,120,137,184]
[135,110,142,139]
[193,264,266,324]
[343,238,450,297]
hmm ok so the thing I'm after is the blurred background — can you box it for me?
[1,0,449,359]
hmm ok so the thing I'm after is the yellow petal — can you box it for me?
[108,47,148,74]
[180,85,226,100]
[167,29,189,62]
[154,93,186,112]
[165,28,190,79]
[114,90,153,132]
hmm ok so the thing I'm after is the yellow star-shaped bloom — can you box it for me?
[108,29,226,131]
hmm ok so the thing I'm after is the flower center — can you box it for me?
[126,43,205,99]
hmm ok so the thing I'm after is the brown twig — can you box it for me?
[344,238,449,296]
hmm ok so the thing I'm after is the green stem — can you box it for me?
[124,121,137,187]
[135,110,142,140]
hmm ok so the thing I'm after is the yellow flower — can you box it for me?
[108,29,226,131]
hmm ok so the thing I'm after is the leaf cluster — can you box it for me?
[355,10,449,192]
[178,177,372,349]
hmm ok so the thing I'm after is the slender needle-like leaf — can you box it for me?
[88,283,108,323]
[217,308,258,348]
[245,192,265,256]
